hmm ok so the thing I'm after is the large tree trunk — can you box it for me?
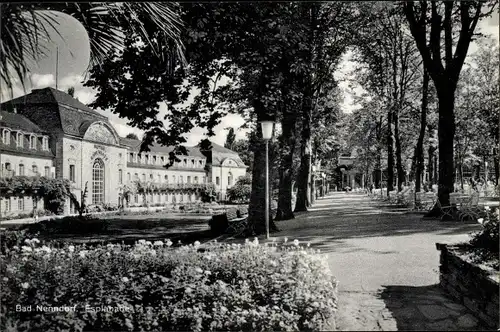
[394,108,405,191]
[294,77,313,212]
[387,108,395,196]
[414,68,429,193]
[247,125,279,235]
[426,87,457,219]
[276,106,297,221]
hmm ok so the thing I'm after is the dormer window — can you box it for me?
[145,154,149,164]
[191,159,195,167]
[160,156,165,164]
[42,136,49,151]
[183,159,187,167]
[29,135,36,149]
[2,129,10,145]
[153,155,157,164]
[17,132,23,148]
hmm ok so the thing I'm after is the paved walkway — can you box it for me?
[274,192,490,331]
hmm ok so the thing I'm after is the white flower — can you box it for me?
[144,241,152,246]
[185,287,192,294]
[106,252,111,257]
[32,238,40,244]
[68,245,75,253]
[166,240,173,247]
[107,243,114,248]
[138,239,146,245]
[194,241,201,248]
[122,277,129,283]
[21,246,32,252]
[293,239,300,246]
[478,218,484,225]
[21,282,29,289]
[245,238,250,244]
[195,267,203,274]
[41,245,51,253]
[3,277,8,282]
[79,250,88,258]
[307,242,311,247]
[284,237,288,243]
[484,206,490,211]
[153,241,164,246]
[204,270,212,276]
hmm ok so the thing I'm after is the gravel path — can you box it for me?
[274,192,490,331]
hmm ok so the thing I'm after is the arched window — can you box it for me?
[228,172,233,186]
[32,165,38,175]
[194,176,198,184]
[2,129,10,145]
[92,158,105,204]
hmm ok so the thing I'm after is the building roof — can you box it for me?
[1,88,119,141]
[119,137,205,157]
[0,111,45,133]
[4,87,106,119]
[199,142,246,167]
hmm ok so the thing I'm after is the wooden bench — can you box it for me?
[225,208,247,235]
[238,206,249,218]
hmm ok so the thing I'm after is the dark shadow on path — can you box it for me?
[379,285,491,331]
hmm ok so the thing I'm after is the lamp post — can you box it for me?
[260,120,274,239]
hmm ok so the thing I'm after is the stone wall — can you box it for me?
[436,243,499,329]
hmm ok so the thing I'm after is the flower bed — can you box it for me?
[436,243,499,329]
[435,208,499,329]
[1,239,338,331]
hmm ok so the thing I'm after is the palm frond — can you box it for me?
[1,2,185,96]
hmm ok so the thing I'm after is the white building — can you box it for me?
[1,88,246,217]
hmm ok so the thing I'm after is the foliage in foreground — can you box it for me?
[468,207,499,270]
[1,239,337,332]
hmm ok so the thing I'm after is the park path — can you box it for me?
[274,192,490,331]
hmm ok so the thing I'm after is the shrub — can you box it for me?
[0,239,337,332]
[21,216,109,235]
[468,207,499,269]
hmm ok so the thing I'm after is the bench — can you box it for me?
[237,206,249,218]
[225,208,248,235]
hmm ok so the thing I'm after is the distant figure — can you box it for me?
[369,183,374,194]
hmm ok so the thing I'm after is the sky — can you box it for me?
[1,8,498,146]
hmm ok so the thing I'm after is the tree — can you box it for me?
[1,3,185,96]
[126,133,139,140]
[224,127,236,150]
[403,1,498,217]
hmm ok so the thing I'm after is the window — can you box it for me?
[138,154,142,163]
[17,133,23,148]
[150,174,153,181]
[142,174,146,182]
[183,159,187,167]
[153,156,157,164]
[129,153,133,163]
[172,175,176,183]
[191,159,195,167]
[42,136,49,151]
[161,156,165,164]
[157,194,161,203]
[199,160,203,167]
[92,159,105,205]
[19,164,25,176]
[32,165,38,175]
[194,176,198,184]
[2,129,10,145]
[119,169,123,184]
[118,153,122,159]
[202,176,206,183]
[228,172,233,186]
[187,176,191,184]
[180,194,183,202]
[158,174,161,183]
[44,166,50,177]
[134,194,138,204]
[216,176,220,185]
[127,172,131,182]
[30,135,36,149]
[179,176,183,183]
[5,199,11,213]
[18,198,24,211]
[145,155,149,164]
[69,165,75,182]
[135,173,138,180]
[164,175,168,183]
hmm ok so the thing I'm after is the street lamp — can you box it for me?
[260,120,274,239]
